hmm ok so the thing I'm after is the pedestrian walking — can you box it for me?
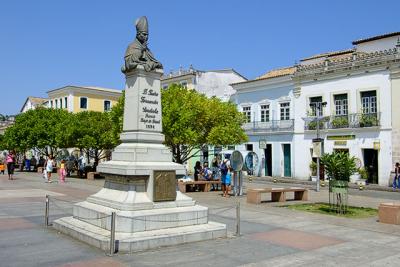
[59,160,66,183]
[6,151,15,180]
[46,156,55,183]
[220,158,230,197]
[393,162,400,190]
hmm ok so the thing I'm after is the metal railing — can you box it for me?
[243,119,294,133]
[304,112,380,130]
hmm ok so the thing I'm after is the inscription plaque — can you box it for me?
[153,170,177,202]
[139,88,162,132]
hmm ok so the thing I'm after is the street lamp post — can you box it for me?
[312,102,327,192]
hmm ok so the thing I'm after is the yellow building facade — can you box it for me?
[47,86,122,113]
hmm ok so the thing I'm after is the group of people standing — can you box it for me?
[193,157,233,197]
[0,150,88,184]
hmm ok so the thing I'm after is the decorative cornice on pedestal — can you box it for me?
[124,65,164,79]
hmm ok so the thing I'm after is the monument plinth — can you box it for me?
[53,16,226,252]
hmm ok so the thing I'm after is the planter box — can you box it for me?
[379,203,400,225]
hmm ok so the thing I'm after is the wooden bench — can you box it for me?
[247,187,308,204]
[379,203,400,225]
[178,180,221,193]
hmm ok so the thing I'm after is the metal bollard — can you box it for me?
[109,212,116,255]
[45,194,49,227]
[236,201,241,236]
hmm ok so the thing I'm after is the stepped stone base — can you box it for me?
[53,216,226,253]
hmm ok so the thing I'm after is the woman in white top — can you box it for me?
[46,156,55,183]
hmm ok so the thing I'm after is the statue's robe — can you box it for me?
[122,39,163,73]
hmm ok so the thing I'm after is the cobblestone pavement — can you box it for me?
[0,171,400,267]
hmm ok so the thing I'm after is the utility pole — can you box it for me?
[312,102,327,192]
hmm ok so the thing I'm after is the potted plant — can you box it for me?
[321,151,358,214]
[359,114,378,127]
[357,167,368,186]
[309,161,317,181]
[331,116,349,129]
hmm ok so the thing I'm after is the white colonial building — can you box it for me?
[161,65,247,102]
[293,32,400,186]
[231,31,400,186]
[232,67,296,177]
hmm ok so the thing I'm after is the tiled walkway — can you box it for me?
[0,172,399,266]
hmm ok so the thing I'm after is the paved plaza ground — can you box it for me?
[1,171,400,267]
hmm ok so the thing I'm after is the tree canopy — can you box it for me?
[2,108,119,170]
[162,84,247,163]
[2,108,70,156]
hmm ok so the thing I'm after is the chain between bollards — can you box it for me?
[109,212,116,256]
[45,194,49,227]
[236,201,241,236]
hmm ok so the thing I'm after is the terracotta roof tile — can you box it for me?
[28,97,48,105]
[256,66,296,80]
[300,49,354,62]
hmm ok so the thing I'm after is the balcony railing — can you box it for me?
[243,119,294,133]
[304,113,380,130]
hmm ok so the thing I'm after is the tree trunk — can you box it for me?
[93,149,99,172]
[175,145,183,164]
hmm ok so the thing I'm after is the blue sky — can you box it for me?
[1,0,399,115]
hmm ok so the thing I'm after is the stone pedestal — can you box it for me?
[53,66,226,252]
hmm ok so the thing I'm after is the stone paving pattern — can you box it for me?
[0,171,400,266]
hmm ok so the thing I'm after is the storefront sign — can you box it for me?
[334,141,347,146]
[373,141,380,150]
[312,142,322,157]
[327,135,355,140]
[259,139,267,149]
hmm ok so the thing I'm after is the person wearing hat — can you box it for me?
[122,16,163,73]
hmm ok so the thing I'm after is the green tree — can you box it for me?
[321,151,358,182]
[73,111,118,170]
[3,108,70,156]
[321,151,358,214]
[162,84,248,163]
[109,90,125,143]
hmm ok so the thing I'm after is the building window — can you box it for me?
[246,144,253,151]
[260,104,270,122]
[309,96,323,116]
[242,106,251,123]
[361,91,377,114]
[104,100,111,112]
[162,85,168,89]
[50,100,53,108]
[227,145,235,150]
[55,99,58,109]
[334,94,348,115]
[65,97,68,109]
[280,102,290,120]
[181,81,188,87]
[60,98,63,109]
[80,97,88,109]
